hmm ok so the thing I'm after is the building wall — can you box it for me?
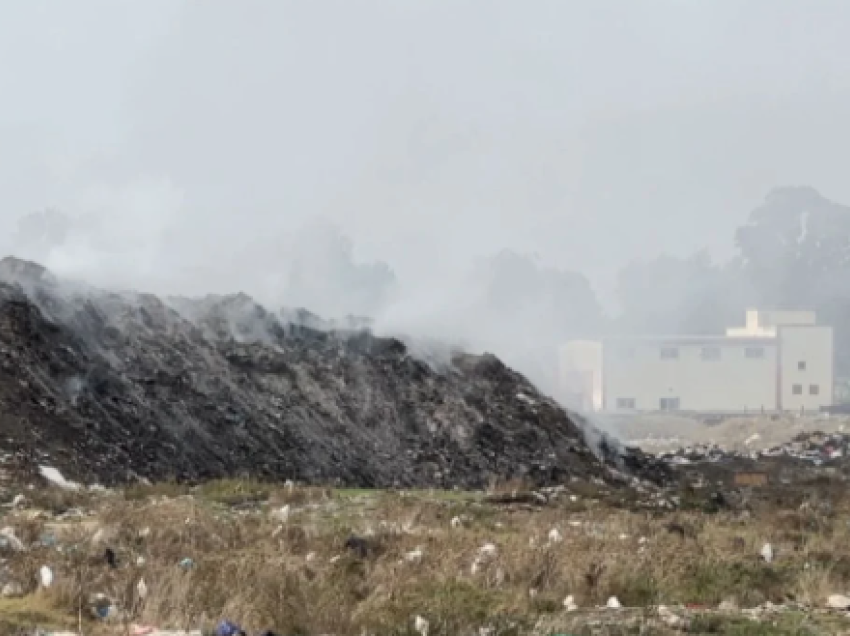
[778,325,833,412]
[559,341,602,411]
[602,338,778,412]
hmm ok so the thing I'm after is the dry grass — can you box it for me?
[2,480,850,635]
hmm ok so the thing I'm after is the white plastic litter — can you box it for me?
[414,615,429,636]
[39,565,54,588]
[1,582,23,598]
[405,547,424,563]
[38,465,80,490]
[471,542,497,574]
[827,594,850,609]
[271,504,291,523]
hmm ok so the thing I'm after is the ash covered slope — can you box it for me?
[0,257,664,488]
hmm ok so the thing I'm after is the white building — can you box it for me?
[560,310,833,413]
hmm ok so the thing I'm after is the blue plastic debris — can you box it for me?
[39,532,58,547]
[215,619,247,636]
[178,557,195,570]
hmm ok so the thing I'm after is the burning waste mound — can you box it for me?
[0,257,667,489]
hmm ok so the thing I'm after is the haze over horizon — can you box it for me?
[2,0,850,398]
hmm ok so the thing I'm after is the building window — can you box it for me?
[616,398,636,409]
[798,361,806,371]
[660,347,679,360]
[810,384,820,396]
[659,397,680,411]
[701,347,721,361]
[745,347,765,359]
[792,384,803,395]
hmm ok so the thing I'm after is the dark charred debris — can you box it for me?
[0,256,669,491]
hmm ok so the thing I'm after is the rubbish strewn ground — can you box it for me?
[609,412,850,453]
[4,475,850,635]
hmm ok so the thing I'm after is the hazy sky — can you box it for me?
[2,0,850,306]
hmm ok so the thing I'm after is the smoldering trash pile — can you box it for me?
[0,257,668,491]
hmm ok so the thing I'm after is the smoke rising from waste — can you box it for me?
[3,1,850,413]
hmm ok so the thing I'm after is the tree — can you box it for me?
[614,250,744,336]
[467,250,604,397]
[285,220,397,319]
[735,186,850,374]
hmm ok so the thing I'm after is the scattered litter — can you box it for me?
[137,578,148,600]
[215,620,247,636]
[478,543,497,557]
[563,594,578,612]
[1,581,22,597]
[270,504,290,523]
[38,465,80,490]
[38,564,53,588]
[178,557,195,570]
[39,531,57,547]
[606,596,622,609]
[547,528,563,544]
[658,605,689,629]
[414,615,429,636]
[90,592,117,620]
[405,547,424,563]
[471,542,498,574]
[516,392,536,406]
[658,430,850,466]
[827,594,850,609]
[760,542,774,563]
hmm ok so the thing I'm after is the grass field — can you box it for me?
[2,478,850,635]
